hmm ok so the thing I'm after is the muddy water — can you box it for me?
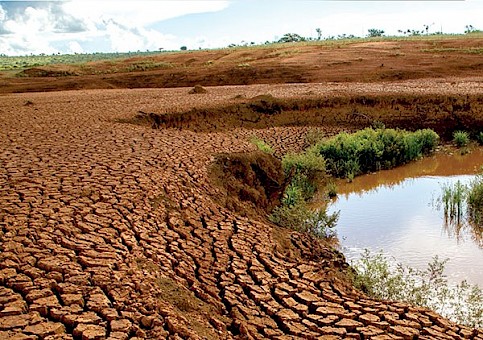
[327,148,483,287]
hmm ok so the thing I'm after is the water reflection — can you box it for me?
[335,148,483,197]
[326,148,483,287]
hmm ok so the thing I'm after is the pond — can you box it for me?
[327,147,483,287]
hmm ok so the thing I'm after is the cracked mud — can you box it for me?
[1,81,482,339]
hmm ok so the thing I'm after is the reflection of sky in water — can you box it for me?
[328,175,483,287]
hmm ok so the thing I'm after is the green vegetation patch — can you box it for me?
[0,51,165,71]
[468,173,483,226]
[314,128,439,179]
[453,130,470,148]
[250,136,274,154]
[351,250,482,328]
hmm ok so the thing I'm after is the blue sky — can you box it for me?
[0,0,482,56]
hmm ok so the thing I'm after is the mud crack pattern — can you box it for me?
[1,82,482,339]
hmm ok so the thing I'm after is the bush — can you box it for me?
[453,130,470,147]
[351,250,482,328]
[326,181,338,198]
[315,128,439,178]
[282,149,326,176]
[271,149,338,238]
[281,149,326,204]
[475,131,483,145]
[305,128,325,146]
[269,202,338,238]
[269,203,312,231]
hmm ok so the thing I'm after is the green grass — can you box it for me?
[313,128,439,179]
[421,47,483,54]
[0,51,168,71]
[453,130,470,147]
[351,250,482,328]
[439,181,467,224]
[468,173,483,226]
[250,136,274,154]
[435,174,483,242]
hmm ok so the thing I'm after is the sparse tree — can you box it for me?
[316,28,322,41]
[278,33,306,43]
[180,46,187,51]
[465,25,481,34]
[367,28,384,37]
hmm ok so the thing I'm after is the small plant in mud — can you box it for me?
[453,130,470,147]
[475,131,483,145]
[434,175,482,246]
[325,180,338,198]
[351,250,482,328]
[250,136,274,154]
[371,120,385,129]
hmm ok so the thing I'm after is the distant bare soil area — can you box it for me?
[0,36,482,93]
[0,37,482,339]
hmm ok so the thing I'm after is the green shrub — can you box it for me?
[351,250,482,328]
[475,132,483,145]
[453,130,470,147]
[305,208,339,238]
[272,146,337,238]
[281,148,326,203]
[269,203,312,231]
[305,128,325,146]
[326,181,338,198]
[282,148,325,175]
[269,203,338,238]
[250,137,274,154]
[315,128,439,178]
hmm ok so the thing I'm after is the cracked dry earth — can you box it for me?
[1,81,483,340]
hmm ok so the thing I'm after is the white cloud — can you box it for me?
[0,1,229,55]
[63,0,229,27]
[68,41,84,54]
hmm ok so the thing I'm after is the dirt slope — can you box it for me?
[0,36,482,94]
[1,80,482,339]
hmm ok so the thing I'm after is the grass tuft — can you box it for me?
[250,136,274,154]
[468,173,483,226]
[453,130,470,147]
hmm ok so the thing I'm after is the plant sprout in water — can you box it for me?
[434,177,483,248]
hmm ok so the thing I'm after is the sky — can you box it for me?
[0,0,482,56]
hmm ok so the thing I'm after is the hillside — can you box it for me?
[0,35,482,93]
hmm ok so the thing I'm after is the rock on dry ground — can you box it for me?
[1,79,483,339]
